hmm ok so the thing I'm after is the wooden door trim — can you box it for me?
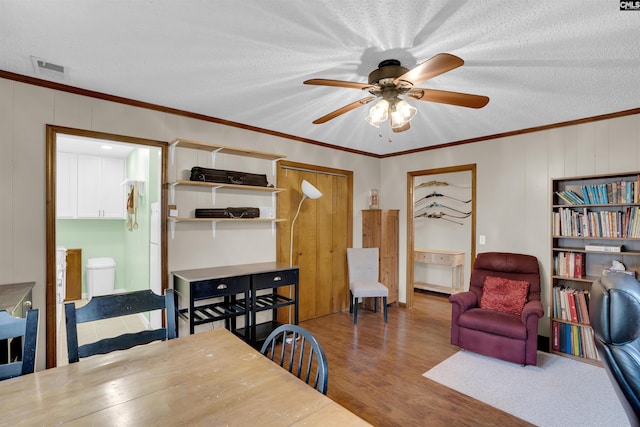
[45,125,168,368]
[406,164,476,309]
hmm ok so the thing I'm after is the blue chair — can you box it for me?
[260,324,328,394]
[65,289,176,363]
[0,309,39,380]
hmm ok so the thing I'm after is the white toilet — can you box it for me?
[86,257,116,299]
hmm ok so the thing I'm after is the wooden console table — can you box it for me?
[414,249,464,294]
[172,262,299,349]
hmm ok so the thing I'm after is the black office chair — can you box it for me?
[65,289,176,363]
[590,273,640,427]
[260,324,328,395]
[0,309,39,380]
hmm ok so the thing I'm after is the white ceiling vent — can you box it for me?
[31,56,68,80]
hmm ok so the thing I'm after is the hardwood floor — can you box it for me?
[299,291,535,427]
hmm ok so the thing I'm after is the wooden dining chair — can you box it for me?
[260,324,329,395]
[0,309,39,380]
[65,289,176,363]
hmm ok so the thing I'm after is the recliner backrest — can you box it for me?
[469,252,541,302]
[590,273,640,425]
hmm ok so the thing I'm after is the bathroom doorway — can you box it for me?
[45,125,167,368]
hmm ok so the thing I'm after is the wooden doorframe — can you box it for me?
[276,160,353,318]
[405,164,476,309]
[45,125,167,368]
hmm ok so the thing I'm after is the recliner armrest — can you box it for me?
[449,291,477,312]
[521,300,544,321]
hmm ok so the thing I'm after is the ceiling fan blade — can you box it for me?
[312,97,376,124]
[394,53,464,86]
[408,88,489,109]
[304,78,372,90]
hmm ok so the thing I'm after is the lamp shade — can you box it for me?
[365,99,389,128]
[390,99,417,129]
[301,179,322,199]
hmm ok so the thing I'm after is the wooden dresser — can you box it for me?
[362,209,399,305]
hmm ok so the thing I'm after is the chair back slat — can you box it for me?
[78,329,168,359]
[75,289,168,322]
[0,309,39,380]
[260,324,328,395]
[65,289,176,363]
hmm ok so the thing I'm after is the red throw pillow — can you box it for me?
[480,276,530,316]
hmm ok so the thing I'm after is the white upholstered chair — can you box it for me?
[346,248,388,325]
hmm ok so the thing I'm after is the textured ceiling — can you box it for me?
[1,1,639,156]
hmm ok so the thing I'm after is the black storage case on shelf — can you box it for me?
[190,166,269,187]
[195,207,260,219]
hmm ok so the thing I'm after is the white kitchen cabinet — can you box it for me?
[56,152,78,218]
[74,154,125,219]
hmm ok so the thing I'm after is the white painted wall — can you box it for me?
[0,77,380,370]
[1,76,639,369]
[382,116,640,336]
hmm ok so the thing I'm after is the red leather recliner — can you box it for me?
[449,252,544,366]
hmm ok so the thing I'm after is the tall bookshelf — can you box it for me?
[551,171,640,365]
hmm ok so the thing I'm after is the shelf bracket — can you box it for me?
[211,221,217,238]
[271,158,284,176]
[210,185,222,204]
[210,148,223,167]
[169,140,180,165]
[169,182,178,205]
[271,220,276,236]
[169,220,176,239]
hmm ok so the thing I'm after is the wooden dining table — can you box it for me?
[0,328,370,426]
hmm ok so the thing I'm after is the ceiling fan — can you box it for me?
[304,53,489,133]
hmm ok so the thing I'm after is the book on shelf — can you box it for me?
[579,179,640,204]
[555,190,584,205]
[551,320,599,361]
[584,243,622,252]
[552,321,560,351]
[553,285,591,324]
[554,252,584,278]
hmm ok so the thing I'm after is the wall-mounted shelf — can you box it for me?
[168,137,287,240]
[168,180,284,204]
[169,138,285,175]
[168,217,286,238]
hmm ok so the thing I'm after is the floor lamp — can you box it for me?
[289,179,323,267]
[288,179,322,326]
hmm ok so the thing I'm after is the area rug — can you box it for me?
[423,351,629,427]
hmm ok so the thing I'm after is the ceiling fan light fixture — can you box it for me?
[365,98,389,127]
[390,99,417,128]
